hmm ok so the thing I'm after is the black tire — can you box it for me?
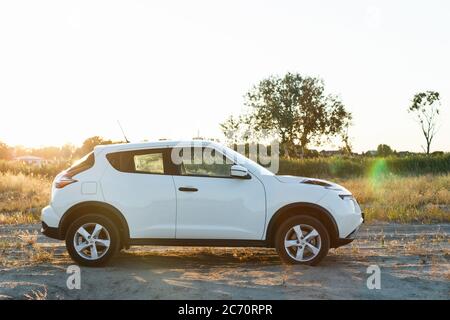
[66,214,120,267]
[275,215,330,266]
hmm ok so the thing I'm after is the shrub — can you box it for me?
[0,160,68,178]
[277,153,450,178]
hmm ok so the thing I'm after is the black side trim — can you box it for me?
[334,238,354,247]
[128,238,269,247]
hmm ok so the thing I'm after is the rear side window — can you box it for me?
[134,153,164,174]
[106,149,166,174]
[67,152,95,177]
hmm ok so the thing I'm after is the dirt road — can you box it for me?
[0,223,449,299]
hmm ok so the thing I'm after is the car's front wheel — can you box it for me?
[66,214,119,267]
[275,215,330,266]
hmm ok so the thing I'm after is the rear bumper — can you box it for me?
[41,205,63,240]
[41,221,63,240]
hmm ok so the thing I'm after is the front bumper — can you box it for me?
[333,222,362,248]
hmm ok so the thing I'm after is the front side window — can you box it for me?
[177,147,234,178]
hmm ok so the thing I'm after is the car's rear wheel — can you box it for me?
[275,215,330,266]
[66,214,119,267]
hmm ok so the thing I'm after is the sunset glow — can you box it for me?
[0,0,449,152]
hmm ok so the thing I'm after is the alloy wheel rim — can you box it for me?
[73,223,111,260]
[284,224,321,262]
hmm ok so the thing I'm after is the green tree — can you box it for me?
[220,115,243,144]
[243,73,352,156]
[77,136,113,156]
[377,144,394,157]
[408,91,441,154]
[220,115,257,144]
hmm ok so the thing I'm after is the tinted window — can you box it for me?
[67,152,95,177]
[178,147,234,178]
[134,153,164,174]
[106,149,166,174]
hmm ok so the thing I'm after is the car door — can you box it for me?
[101,148,177,239]
[172,147,266,240]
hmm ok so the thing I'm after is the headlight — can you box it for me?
[339,194,357,212]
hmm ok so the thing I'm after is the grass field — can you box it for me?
[0,154,449,224]
[338,174,449,223]
[278,153,450,178]
[0,173,51,224]
[0,160,67,178]
[2,153,450,178]
[0,169,448,225]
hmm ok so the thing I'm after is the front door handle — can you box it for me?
[178,187,198,192]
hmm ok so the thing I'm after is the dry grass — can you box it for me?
[0,172,51,224]
[0,172,448,225]
[24,288,48,300]
[0,212,39,225]
[17,230,38,245]
[339,174,450,223]
[0,230,55,267]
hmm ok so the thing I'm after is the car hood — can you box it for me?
[274,175,351,194]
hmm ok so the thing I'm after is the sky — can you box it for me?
[0,0,449,153]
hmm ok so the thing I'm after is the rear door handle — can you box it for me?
[178,187,198,192]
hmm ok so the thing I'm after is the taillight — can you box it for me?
[55,174,78,189]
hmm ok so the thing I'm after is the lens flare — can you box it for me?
[369,158,389,188]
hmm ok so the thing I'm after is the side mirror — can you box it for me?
[230,164,250,179]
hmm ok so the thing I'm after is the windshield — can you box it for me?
[221,145,274,176]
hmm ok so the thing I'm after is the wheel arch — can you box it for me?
[266,202,340,248]
[59,201,130,248]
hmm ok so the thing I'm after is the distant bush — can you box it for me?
[277,153,450,178]
[0,160,68,178]
[1,153,449,179]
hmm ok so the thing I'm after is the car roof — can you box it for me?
[94,140,224,153]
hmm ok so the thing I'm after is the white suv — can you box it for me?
[41,140,363,267]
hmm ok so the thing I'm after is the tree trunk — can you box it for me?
[299,135,308,158]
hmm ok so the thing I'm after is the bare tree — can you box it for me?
[408,91,441,154]
[339,120,353,155]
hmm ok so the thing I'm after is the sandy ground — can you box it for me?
[0,223,449,300]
